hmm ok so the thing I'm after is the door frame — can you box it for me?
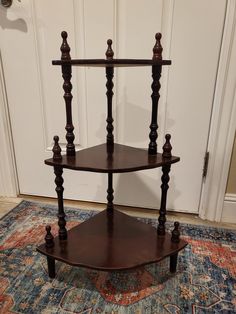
[0,0,236,222]
[0,51,18,197]
[199,0,236,221]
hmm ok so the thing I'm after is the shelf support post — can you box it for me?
[158,134,172,235]
[107,173,114,211]
[158,164,171,235]
[148,33,163,155]
[105,39,114,145]
[61,31,75,156]
[54,166,67,240]
[170,253,178,273]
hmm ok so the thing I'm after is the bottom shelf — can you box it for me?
[37,209,187,271]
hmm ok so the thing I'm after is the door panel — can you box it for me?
[0,0,227,212]
[165,0,227,210]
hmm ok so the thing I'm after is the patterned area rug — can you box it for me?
[1,201,236,313]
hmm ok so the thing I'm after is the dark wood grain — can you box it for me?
[45,143,180,173]
[52,59,171,67]
[37,209,187,271]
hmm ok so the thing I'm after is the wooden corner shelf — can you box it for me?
[37,31,187,279]
[45,143,180,173]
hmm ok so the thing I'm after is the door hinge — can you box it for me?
[203,151,209,178]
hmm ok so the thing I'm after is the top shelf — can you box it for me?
[56,32,170,68]
[52,58,171,67]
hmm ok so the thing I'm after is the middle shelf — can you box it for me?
[45,143,180,173]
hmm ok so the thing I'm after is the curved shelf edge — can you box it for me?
[45,143,180,173]
[36,245,187,272]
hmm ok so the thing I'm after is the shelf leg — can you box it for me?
[158,164,171,235]
[107,173,114,211]
[54,166,67,240]
[170,253,178,273]
[47,256,56,278]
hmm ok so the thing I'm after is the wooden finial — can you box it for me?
[106,39,114,60]
[45,225,54,248]
[61,31,71,61]
[153,33,163,60]
[162,134,172,158]
[171,221,180,243]
[53,136,62,161]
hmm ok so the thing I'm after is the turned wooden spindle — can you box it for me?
[45,225,54,248]
[106,39,114,60]
[60,31,75,156]
[105,39,114,145]
[61,31,71,61]
[171,221,180,243]
[152,33,163,61]
[106,173,114,211]
[157,164,171,235]
[148,33,162,155]
[54,166,67,240]
[158,134,173,234]
[162,134,172,159]
[52,136,62,161]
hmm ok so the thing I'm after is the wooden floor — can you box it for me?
[0,195,236,230]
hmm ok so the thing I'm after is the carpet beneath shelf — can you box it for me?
[1,201,236,313]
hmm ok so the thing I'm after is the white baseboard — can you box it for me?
[221,193,236,223]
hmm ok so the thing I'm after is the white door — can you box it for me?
[0,0,227,213]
